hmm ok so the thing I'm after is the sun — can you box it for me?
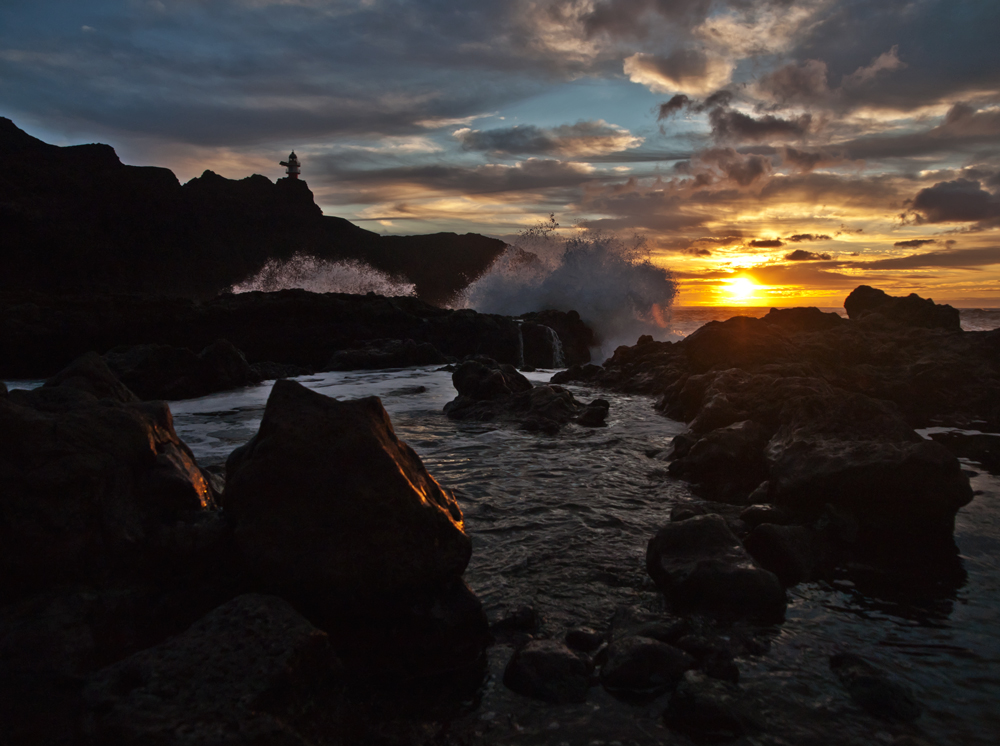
[724,276,758,302]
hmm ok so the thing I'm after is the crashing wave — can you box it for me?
[458,219,677,361]
[230,254,415,297]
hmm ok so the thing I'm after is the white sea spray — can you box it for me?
[230,253,415,297]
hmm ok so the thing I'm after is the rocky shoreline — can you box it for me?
[0,285,994,744]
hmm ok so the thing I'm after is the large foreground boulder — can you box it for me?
[0,356,214,600]
[83,594,340,745]
[224,379,489,680]
[646,515,786,625]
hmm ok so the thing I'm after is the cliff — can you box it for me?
[0,118,504,305]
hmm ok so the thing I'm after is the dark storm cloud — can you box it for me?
[782,147,845,173]
[785,249,832,261]
[841,247,1000,270]
[581,0,793,39]
[695,148,772,186]
[709,109,811,143]
[454,121,640,157]
[907,179,1000,226]
[894,239,937,248]
[750,239,784,248]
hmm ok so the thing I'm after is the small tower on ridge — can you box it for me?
[279,151,300,179]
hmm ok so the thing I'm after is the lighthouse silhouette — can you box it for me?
[279,151,300,179]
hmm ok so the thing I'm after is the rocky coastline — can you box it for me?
[0,285,994,744]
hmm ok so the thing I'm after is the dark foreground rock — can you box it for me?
[646,515,786,625]
[324,338,449,371]
[503,639,593,704]
[599,635,695,698]
[444,358,609,433]
[224,379,489,680]
[664,672,763,742]
[83,594,341,745]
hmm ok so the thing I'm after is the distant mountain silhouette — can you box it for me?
[0,118,504,305]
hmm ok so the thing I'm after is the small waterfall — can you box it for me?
[547,326,566,368]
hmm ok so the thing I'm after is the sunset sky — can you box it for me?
[2,1,999,306]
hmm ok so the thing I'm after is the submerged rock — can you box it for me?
[224,379,488,680]
[503,639,593,704]
[830,652,922,722]
[83,594,340,745]
[600,635,695,698]
[664,671,763,742]
[646,514,786,625]
[744,523,833,587]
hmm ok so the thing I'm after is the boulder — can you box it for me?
[599,635,695,698]
[83,594,340,745]
[503,639,593,704]
[577,398,610,427]
[519,309,594,366]
[224,379,488,679]
[0,367,214,600]
[646,515,786,625]
[829,652,922,722]
[678,316,796,373]
[743,523,833,587]
[42,351,138,403]
[451,358,532,401]
[668,420,769,503]
[565,627,605,653]
[762,306,846,334]
[520,322,566,368]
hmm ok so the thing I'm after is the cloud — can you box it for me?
[624,49,733,95]
[786,233,832,242]
[893,238,937,248]
[784,249,831,261]
[756,59,831,105]
[781,147,844,172]
[841,45,906,87]
[750,239,784,248]
[907,178,1000,225]
[694,147,773,186]
[709,108,811,143]
[453,120,642,157]
[841,247,1000,270]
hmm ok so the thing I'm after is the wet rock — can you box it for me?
[491,605,541,645]
[744,523,833,587]
[845,285,961,331]
[519,309,594,366]
[577,398,610,427]
[503,639,593,704]
[520,323,565,368]
[674,635,740,684]
[224,379,488,680]
[738,504,796,529]
[83,594,340,745]
[609,606,689,644]
[450,358,532,402]
[324,338,448,371]
[0,375,214,600]
[664,671,763,742]
[829,652,922,722]
[0,382,6,397]
[565,627,605,653]
[668,420,770,503]
[646,514,786,625]
[600,635,695,698]
[678,315,796,374]
[670,503,708,522]
[929,431,1000,475]
[550,362,604,385]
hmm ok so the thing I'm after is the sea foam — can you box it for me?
[231,254,415,297]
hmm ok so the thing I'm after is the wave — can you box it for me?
[230,254,415,297]
[458,225,677,361]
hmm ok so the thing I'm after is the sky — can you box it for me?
[2,0,999,307]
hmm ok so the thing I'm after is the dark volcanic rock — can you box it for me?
[324,338,448,371]
[503,639,593,704]
[83,594,340,745]
[830,652,922,722]
[520,322,566,368]
[43,351,139,403]
[224,379,488,680]
[600,635,695,698]
[0,362,214,600]
[668,420,770,503]
[104,339,257,400]
[845,285,961,331]
[744,523,833,587]
[444,358,603,432]
[762,306,846,333]
[664,672,763,742]
[646,515,786,625]
[519,309,594,366]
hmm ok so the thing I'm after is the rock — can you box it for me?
[845,285,961,331]
[829,652,922,722]
[250,361,309,381]
[550,363,604,384]
[83,594,341,745]
[451,358,532,401]
[678,316,796,374]
[324,338,448,371]
[103,339,256,400]
[608,606,689,645]
[565,627,605,653]
[519,309,594,366]
[520,323,565,368]
[673,635,740,684]
[646,515,786,625]
[744,523,833,587]
[224,379,488,679]
[664,671,763,742]
[577,398,610,427]
[0,377,214,600]
[929,431,1000,475]
[668,420,769,503]
[670,503,708,522]
[600,635,695,698]
[762,306,846,334]
[738,504,796,529]
[490,604,541,645]
[42,351,139,403]
[503,639,592,704]
[0,382,6,398]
